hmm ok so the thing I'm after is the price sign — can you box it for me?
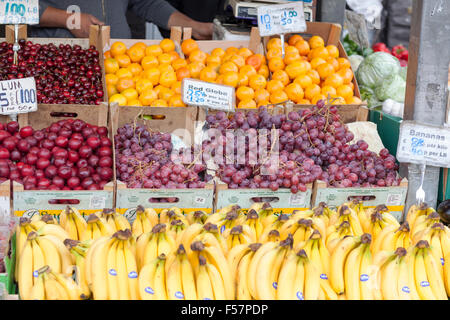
[257,2,307,37]
[182,78,235,112]
[0,0,39,25]
[0,77,38,115]
[396,121,450,168]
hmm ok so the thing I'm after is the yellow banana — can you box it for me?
[330,236,360,294]
[344,243,363,300]
[166,251,184,300]
[206,262,227,300]
[138,255,160,300]
[179,245,197,300]
[236,249,253,300]
[196,255,214,300]
[91,236,116,300]
[423,245,447,300]
[247,241,278,299]
[414,241,436,300]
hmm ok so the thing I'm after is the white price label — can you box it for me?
[0,0,39,25]
[257,2,307,37]
[386,193,402,206]
[289,193,306,206]
[182,78,235,112]
[194,196,206,205]
[396,121,450,168]
[90,196,106,209]
[0,77,38,115]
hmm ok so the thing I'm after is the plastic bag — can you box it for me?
[346,0,383,29]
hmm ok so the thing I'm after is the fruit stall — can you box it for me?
[0,0,449,303]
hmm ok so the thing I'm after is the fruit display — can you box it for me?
[0,118,113,191]
[12,201,450,300]
[0,40,104,105]
[203,102,401,191]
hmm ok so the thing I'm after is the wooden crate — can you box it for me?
[12,104,114,218]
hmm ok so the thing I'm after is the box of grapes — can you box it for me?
[12,104,115,218]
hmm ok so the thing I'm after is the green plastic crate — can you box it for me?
[369,107,402,156]
[0,232,16,295]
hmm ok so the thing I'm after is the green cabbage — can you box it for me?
[356,52,400,89]
[399,66,408,80]
[348,54,364,72]
[374,73,406,102]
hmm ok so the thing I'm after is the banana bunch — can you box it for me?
[85,229,139,300]
[259,229,282,243]
[204,205,245,232]
[330,204,364,236]
[65,239,93,299]
[18,231,74,300]
[411,211,441,241]
[291,202,336,228]
[279,217,326,248]
[27,265,82,300]
[406,203,435,230]
[186,210,209,225]
[135,223,176,271]
[222,225,256,251]
[325,221,354,253]
[249,203,278,228]
[181,223,228,257]
[366,210,397,250]
[100,209,132,233]
[160,207,189,226]
[167,219,188,246]
[242,209,264,241]
[260,213,289,237]
[59,206,88,241]
[83,213,115,241]
[131,206,159,237]
[30,213,58,228]
[371,222,411,255]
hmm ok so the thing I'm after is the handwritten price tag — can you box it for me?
[396,121,450,168]
[257,2,307,37]
[182,78,235,112]
[0,77,38,115]
[0,0,39,25]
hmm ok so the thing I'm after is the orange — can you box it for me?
[116,54,131,68]
[304,84,321,100]
[258,65,269,79]
[225,47,239,55]
[171,81,182,95]
[127,99,142,106]
[168,94,186,107]
[254,89,270,103]
[330,95,346,104]
[181,39,199,56]
[316,63,334,80]
[270,89,288,104]
[238,47,253,59]
[221,52,234,63]
[346,96,362,104]
[284,83,304,103]
[136,78,153,94]
[307,70,321,85]
[158,87,175,101]
[310,57,327,70]
[336,84,353,99]
[187,62,205,78]
[116,68,133,79]
[110,42,127,57]
[237,74,249,87]
[236,86,255,101]
[157,53,173,65]
[326,45,339,58]
[109,93,127,106]
[145,44,163,57]
[151,99,168,107]
[326,57,339,72]
[219,61,239,74]
[153,85,164,96]
[268,57,285,73]
[215,74,224,85]
[159,70,177,87]
[229,54,245,69]
[238,99,257,109]
[285,61,308,79]
[308,36,325,49]
[285,46,300,55]
[121,88,138,102]
[266,47,283,60]
[104,50,111,59]
[323,73,344,88]
[266,79,284,93]
[211,47,226,58]
[337,68,354,84]
[141,55,159,70]
[176,67,190,81]
[295,40,310,56]
[246,54,266,70]
[337,58,351,70]
[222,71,239,88]
[171,57,187,71]
[199,66,218,82]
[248,74,267,91]
[257,100,270,107]
[139,89,158,106]
[116,77,135,92]
[309,46,329,60]
[297,99,311,105]
[321,85,337,97]
[206,55,221,66]
[271,70,290,86]
[267,38,283,51]
[127,63,143,76]
[143,67,161,85]
[107,84,118,97]
[189,49,208,65]
[132,42,147,51]
[105,74,119,86]
[312,93,327,104]
[288,34,303,46]
[160,39,175,53]
[348,81,354,91]
[158,64,174,74]
[284,52,301,65]
[105,58,120,74]
[294,74,313,89]
[127,46,145,63]
[239,65,257,77]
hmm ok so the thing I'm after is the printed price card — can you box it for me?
[0,77,38,115]
[257,2,307,37]
[0,0,39,25]
[396,121,450,168]
[182,78,235,112]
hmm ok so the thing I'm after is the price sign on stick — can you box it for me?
[0,77,38,115]
[396,121,450,168]
[182,78,235,112]
[0,0,39,25]
[257,2,307,37]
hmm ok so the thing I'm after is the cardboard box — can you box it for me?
[215,183,313,214]
[311,178,409,221]
[13,104,114,218]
